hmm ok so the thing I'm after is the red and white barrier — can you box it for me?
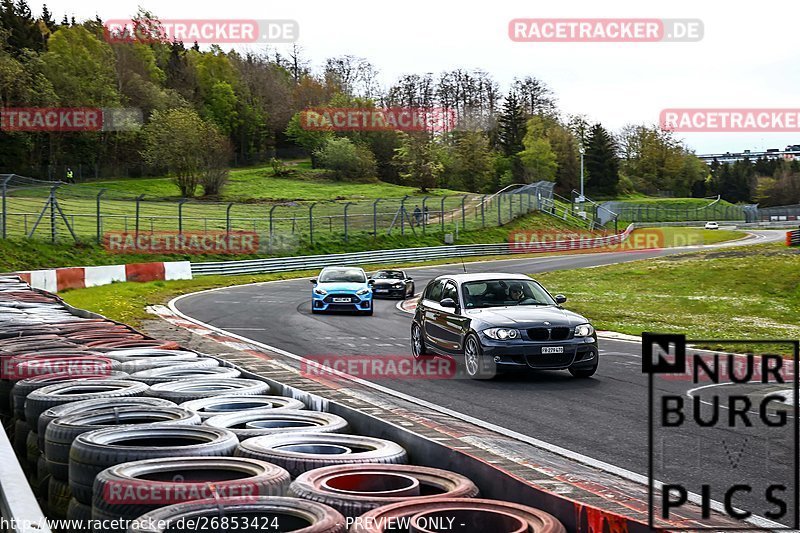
[14,261,192,293]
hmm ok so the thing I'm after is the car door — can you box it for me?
[420,279,446,352]
[435,281,469,353]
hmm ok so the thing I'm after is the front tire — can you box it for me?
[568,362,598,378]
[463,334,495,380]
[411,324,430,359]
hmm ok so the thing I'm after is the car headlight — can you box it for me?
[313,288,327,295]
[574,323,595,337]
[483,328,520,340]
[393,284,403,289]
[356,288,371,296]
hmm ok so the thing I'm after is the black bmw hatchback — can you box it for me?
[411,273,599,379]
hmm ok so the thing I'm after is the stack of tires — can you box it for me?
[0,275,566,533]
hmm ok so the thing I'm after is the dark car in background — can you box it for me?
[369,270,415,299]
[411,273,598,379]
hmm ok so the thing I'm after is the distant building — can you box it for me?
[697,145,800,164]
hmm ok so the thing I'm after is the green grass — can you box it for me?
[534,243,800,344]
[70,164,464,202]
[643,227,745,246]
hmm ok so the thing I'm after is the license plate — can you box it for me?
[541,346,564,354]
[333,298,351,303]
[376,289,388,293]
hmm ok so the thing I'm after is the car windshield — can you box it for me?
[461,279,556,309]
[373,271,403,279]
[319,268,366,283]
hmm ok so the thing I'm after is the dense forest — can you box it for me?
[0,2,796,205]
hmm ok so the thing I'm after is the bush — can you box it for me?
[313,137,376,181]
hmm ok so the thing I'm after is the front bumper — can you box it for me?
[312,292,372,312]
[480,336,598,370]
[372,286,407,298]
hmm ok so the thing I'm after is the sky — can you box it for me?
[41,0,800,154]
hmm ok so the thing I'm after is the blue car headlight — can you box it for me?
[313,288,327,296]
[356,287,371,296]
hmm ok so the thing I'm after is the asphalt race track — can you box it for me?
[176,230,793,523]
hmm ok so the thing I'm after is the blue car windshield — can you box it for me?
[319,268,367,283]
[462,279,555,309]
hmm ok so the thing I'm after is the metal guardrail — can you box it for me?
[191,224,636,276]
[787,229,800,246]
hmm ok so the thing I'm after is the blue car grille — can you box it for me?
[323,293,358,304]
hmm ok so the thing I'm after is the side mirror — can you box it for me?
[440,298,457,308]
[555,294,567,304]
[310,279,317,284]
[368,279,375,285]
[406,278,413,282]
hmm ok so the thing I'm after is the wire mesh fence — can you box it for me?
[0,175,560,250]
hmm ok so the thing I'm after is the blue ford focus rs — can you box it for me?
[310,266,373,315]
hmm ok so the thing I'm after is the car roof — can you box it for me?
[320,266,365,272]
[432,273,532,283]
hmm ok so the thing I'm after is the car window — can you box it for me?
[461,279,555,308]
[425,280,444,301]
[373,270,403,279]
[319,268,366,283]
[441,282,458,303]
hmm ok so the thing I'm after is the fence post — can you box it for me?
[96,189,106,244]
[461,195,467,230]
[372,198,382,237]
[440,196,448,233]
[1,175,12,239]
[226,203,234,235]
[421,196,430,235]
[481,195,487,228]
[497,194,502,226]
[344,202,354,242]
[508,193,513,221]
[400,195,409,236]
[49,185,58,243]
[135,194,145,237]
[177,198,189,235]
[309,203,317,244]
[268,204,278,253]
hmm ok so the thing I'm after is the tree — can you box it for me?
[142,108,224,197]
[314,137,376,181]
[284,112,333,166]
[199,124,233,196]
[496,91,526,182]
[524,115,579,192]
[41,25,118,105]
[511,76,557,117]
[449,131,494,192]
[394,132,443,192]
[584,123,620,196]
[518,135,557,183]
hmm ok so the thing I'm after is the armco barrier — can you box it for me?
[191,224,636,276]
[13,261,191,292]
[787,229,800,246]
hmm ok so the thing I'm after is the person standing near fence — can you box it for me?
[413,205,422,226]
[65,167,74,183]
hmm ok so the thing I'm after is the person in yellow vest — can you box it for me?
[66,168,74,183]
